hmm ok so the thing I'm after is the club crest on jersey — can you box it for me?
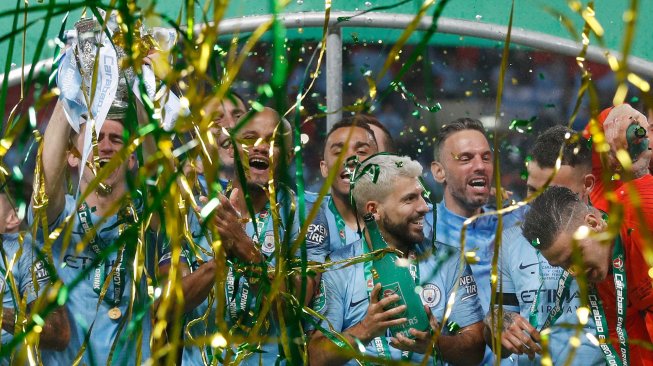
[421,283,441,307]
[261,233,275,254]
[613,255,624,270]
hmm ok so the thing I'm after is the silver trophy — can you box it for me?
[74,17,101,99]
[110,43,132,119]
[105,11,133,118]
[73,14,133,120]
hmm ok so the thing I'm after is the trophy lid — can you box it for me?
[81,97,130,123]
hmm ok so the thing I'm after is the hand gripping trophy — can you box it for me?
[58,11,162,195]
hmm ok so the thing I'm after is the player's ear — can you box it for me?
[365,201,380,220]
[583,173,596,195]
[127,154,136,171]
[320,160,329,178]
[584,210,605,231]
[286,145,294,162]
[431,161,445,184]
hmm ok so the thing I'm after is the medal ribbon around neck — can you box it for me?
[76,201,133,311]
[528,251,573,332]
[226,201,272,328]
[589,235,629,366]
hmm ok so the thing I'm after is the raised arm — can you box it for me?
[0,307,17,335]
[134,95,158,162]
[37,100,71,224]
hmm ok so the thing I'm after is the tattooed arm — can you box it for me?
[483,307,542,360]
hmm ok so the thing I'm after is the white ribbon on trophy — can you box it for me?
[57,46,85,133]
[131,64,156,103]
[152,26,189,131]
[56,14,187,195]
[79,42,119,193]
[56,19,119,193]
[158,85,183,131]
[128,26,188,132]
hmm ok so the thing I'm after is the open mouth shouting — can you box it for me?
[87,157,113,173]
[467,176,489,194]
[339,170,351,185]
[92,157,117,196]
[248,155,270,173]
[98,158,110,169]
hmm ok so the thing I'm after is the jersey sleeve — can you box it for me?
[312,265,346,333]
[157,213,198,268]
[17,237,51,304]
[277,189,301,246]
[446,261,484,330]
[27,195,76,245]
[497,227,522,313]
[619,175,653,229]
[304,208,330,263]
[157,236,191,268]
[287,208,301,245]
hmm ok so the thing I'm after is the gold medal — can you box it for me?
[108,307,122,320]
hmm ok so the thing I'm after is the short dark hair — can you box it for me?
[363,115,396,153]
[531,126,591,170]
[522,186,587,250]
[322,116,378,157]
[225,90,246,108]
[196,77,246,107]
[433,118,487,161]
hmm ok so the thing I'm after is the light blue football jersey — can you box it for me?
[31,195,152,366]
[432,201,526,314]
[313,239,484,365]
[430,200,526,365]
[304,190,320,205]
[0,232,50,360]
[196,174,229,196]
[176,188,328,365]
[308,195,362,255]
[497,225,603,365]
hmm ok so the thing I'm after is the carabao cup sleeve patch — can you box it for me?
[311,279,327,314]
